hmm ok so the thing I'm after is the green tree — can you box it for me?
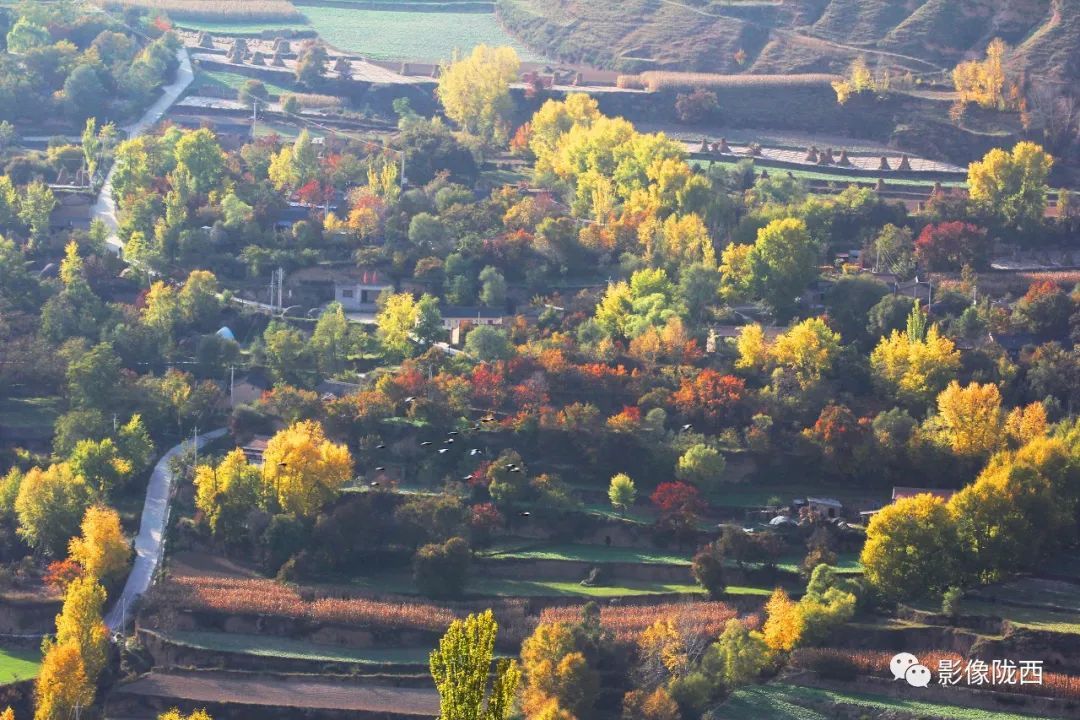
[675,444,726,493]
[414,293,444,348]
[429,609,521,720]
[67,342,122,411]
[744,217,818,319]
[63,64,106,121]
[295,42,328,87]
[479,266,507,308]
[464,325,512,361]
[178,270,221,329]
[705,618,770,686]
[19,181,57,251]
[608,473,637,513]
[173,128,226,195]
[6,17,50,53]
[67,438,130,497]
[311,302,351,375]
[413,536,471,598]
[264,322,311,386]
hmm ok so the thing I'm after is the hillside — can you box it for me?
[497,0,1080,82]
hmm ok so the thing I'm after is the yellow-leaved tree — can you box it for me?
[870,324,961,409]
[194,448,262,540]
[761,588,803,652]
[33,643,93,720]
[930,381,1003,457]
[262,420,353,517]
[520,621,599,718]
[158,710,213,720]
[68,505,131,584]
[771,317,841,388]
[529,94,601,173]
[437,45,520,144]
[54,575,109,684]
[967,141,1053,231]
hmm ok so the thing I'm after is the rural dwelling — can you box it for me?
[442,306,506,332]
[334,268,395,311]
[805,497,843,519]
[241,435,271,464]
[316,379,362,399]
[230,368,272,406]
[49,193,92,232]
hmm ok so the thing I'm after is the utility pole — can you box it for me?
[230,365,236,407]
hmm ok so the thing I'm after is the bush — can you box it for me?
[691,542,726,599]
[413,536,470,599]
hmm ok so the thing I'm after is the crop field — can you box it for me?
[99,0,304,22]
[541,600,742,643]
[0,646,41,685]
[302,7,546,62]
[347,570,707,598]
[716,684,1058,720]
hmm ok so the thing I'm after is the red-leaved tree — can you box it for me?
[915,221,988,271]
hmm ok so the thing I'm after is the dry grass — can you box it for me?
[619,71,840,93]
[155,577,458,631]
[282,92,344,109]
[97,0,304,22]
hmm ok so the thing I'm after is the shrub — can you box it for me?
[413,536,470,599]
[691,542,726,599]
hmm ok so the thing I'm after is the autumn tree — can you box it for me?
[915,221,989,271]
[54,575,109,684]
[931,381,1003,457]
[158,710,214,720]
[651,482,705,541]
[521,622,600,718]
[772,317,841,387]
[173,128,226,195]
[621,687,680,720]
[870,318,961,409]
[861,493,960,601]
[33,643,93,720]
[437,45,520,144]
[15,463,93,556]
[762,587,802,652]
[691,541,726,599]
[262,420,353,517]
[377,292,421,358]
[429,610,520,720]
[68,438,131,497]
[68,505,130,585]
[608,473,637,514]
[672,369,745,428]
[967,142,1053,232]
[952,38,1009,109]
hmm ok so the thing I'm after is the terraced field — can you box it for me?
[0,646,41,685]
[717,684,1057,720]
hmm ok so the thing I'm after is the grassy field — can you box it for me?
[693,159,968,189]
[303,7,545,62]
[0,646,41,685]
[192,69,294,97]
[961,601,1080,636]
[479,542,693,566]
[716,683,1056,720]
[0,397,60,435]
[346,569,706,598]
[176,19,312,33]
[164,631,434,665]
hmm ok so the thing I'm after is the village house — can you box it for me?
[334,268,395,311]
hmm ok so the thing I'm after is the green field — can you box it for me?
[193,69,294,98]
[0,397,59,434]
[0,646,41,685]
[693,159,968,189]
[347,570,706,598]
[302,7,546,62]
[960,601,1080,636]
[176,20,312,34]
[716,684,1055,720]
[479,542,693,566]
[164,631,434,665]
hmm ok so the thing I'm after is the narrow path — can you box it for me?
[93,48,194,255]
[105,428,228,631]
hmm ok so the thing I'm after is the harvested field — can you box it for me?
[116,670,440,714]
[98,0,305,22]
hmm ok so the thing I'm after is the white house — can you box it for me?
[334,269,394,311]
